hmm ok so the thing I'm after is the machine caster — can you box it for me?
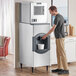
[20,63,22,69]
[32,67,34,73]
[46,66,48,71]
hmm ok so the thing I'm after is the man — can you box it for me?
[42,6,69,75]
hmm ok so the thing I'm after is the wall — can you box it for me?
[69,0,76,35]
[15,3,20,68]
[15,0,51,68]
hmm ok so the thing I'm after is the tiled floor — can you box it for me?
[0,55,76,76]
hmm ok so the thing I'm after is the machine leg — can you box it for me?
[46,66,48,71]
[20,63,22,69]
[32,67,34,73]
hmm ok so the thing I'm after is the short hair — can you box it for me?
[49,6,57,12]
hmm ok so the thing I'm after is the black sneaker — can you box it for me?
[58,70,69,75]
[51,69,63,73]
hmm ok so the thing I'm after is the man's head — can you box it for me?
[49,6,58,16]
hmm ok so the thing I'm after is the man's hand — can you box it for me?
[42,25,56,40]
[42,34,47,40]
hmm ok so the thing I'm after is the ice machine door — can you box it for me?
[31,3,47,24]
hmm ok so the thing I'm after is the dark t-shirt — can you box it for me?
[54,14,65,39]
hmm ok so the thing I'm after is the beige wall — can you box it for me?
[15,0,51,68]
[69,0,76,35]
[15,3,20,68]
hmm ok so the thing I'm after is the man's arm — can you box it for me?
[42,25,56,39]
